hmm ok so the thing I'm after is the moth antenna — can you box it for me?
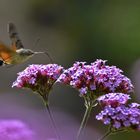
[33,38,40,49]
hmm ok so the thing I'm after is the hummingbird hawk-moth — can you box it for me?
[0,23,52,66]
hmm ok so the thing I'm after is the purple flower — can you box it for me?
[96,103,140,130]
[129,103,140,108]
[58,59,134,96]
[12,64,64,94]
[58,61,94,95]
[92,59,134,94]
[0,120,34,140]
[97,93,131,108]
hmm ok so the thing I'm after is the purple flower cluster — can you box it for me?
[58,59,133,96]
[96,93,140,130]
[12,64,64,93]
[97,93,131,108]
[58,61,94,95]
[11,59,137,137]
[92,60,133,94]
[0,120,34,140]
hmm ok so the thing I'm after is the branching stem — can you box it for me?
[77,99,96,140]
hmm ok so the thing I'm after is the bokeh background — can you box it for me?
[0,0,140,140]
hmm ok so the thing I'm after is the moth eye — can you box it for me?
[0,60,4,66]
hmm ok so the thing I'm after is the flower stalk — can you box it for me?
[77,98,97,140]
[98,126,112,140]
[44,98,61,140]
[98,126,126,140]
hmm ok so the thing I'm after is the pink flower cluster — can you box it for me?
[96,93,140,130]
[97,93,130,107]
[12,64,64,93]
[0,120,34,140]
[58,59,133,96]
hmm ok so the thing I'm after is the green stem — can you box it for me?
[98,127,112,140]
[45,104,61,140]
[98,126,126,140]
[42,95,61,140]
[76,100,95,140]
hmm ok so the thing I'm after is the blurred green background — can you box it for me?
[0,0,140,140]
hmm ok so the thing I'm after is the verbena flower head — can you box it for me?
[58,59,134,97]
[58,61,94,96]
[0,120,34,140]
[92,59,134,94]
[96,103,140,131]
[12,64,64,95]
[97,93,131,108]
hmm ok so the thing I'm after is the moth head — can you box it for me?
[16,49,34,56]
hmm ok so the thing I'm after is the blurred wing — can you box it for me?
[7,22,24,51]
[0,42,15,64]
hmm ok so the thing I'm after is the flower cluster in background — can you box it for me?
[0,120,34,140]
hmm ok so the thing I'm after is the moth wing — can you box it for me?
[7,22,24,51]
[0,42,15,64]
